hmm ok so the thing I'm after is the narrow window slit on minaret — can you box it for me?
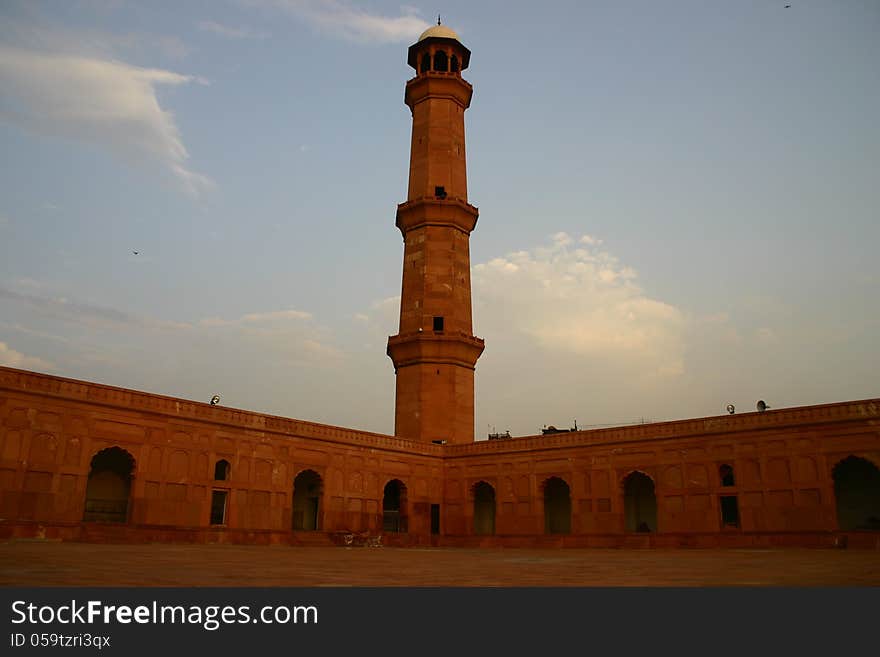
[435,186,447,199]
[433,316,444,332]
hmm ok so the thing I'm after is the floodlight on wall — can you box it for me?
[756,400,770,412]
[210,395,221,406]
[726,404,735,415]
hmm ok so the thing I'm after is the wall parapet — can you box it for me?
[445,399,880,457]
[2,366,877,460]
[0,366,441,457]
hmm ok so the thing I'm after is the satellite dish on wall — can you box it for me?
[756,400,769,412]
[210,395,221,406]
[726,404,735,415]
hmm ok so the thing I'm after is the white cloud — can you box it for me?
[302,338,343,361]
[0,45,212,196]
[370,296,400,331]
[473,233,686,379]
[200,308,312,327]
[252,0,431,44]
[193,306,340,365]
[197,20,268,40]
[241,308,312,323]
[0,341,54,371]
[551,231,572,247]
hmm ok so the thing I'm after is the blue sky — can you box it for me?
[1,0,877,438]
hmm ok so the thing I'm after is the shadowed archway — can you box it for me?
[624,471,657,532]
[543,477,571,534]
[292,469,323,531]
[83,447,135,523]
[383,479,408,533]
[473,481,496,535]
[833,456,880,530]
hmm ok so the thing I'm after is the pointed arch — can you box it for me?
[832,456,880,530]
[542,476,571,534]
[292,469,323,530]
[623,470,657,532]
[472,480,496,535]
[83,446,135,523]
[383,479,408,533]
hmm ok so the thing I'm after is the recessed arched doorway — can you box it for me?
[383,479,408,533]
[543,477,571,534]
[83,446,135,523]
[292,469,323,531]
[832,456,880,530]
[624,471,657,532]
[473,481,496,535]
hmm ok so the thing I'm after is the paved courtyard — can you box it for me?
[2,542,879,586]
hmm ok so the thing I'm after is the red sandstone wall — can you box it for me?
[441,401,880,543]
[1,366,877,547]
[0,367,442,542]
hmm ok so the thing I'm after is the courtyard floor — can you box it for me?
[2,542,879,586]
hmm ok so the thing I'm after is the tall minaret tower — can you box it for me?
[387,22,484,445]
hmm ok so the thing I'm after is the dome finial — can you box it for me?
[437,14,441,25]
[416,21,460,43]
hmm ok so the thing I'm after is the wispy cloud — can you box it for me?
[196,307,342,362]
[0,44,212,196]
[0,341,54,371]
[350,295,398,337]
[1,282,346,400]
[14,277,42,289]
[249,0,430,44]
[200,309,312,328]
[0,321,71,344]
[197,20,268,40]
[0,286,191,331]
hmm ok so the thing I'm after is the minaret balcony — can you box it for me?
[396,197,478,235]
[404,74,473,110]
[387,331,485,370]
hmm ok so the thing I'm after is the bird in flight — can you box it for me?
[785,4,791,7]
[132,250,139,255]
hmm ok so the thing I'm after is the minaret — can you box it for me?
[387,22,484,445]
